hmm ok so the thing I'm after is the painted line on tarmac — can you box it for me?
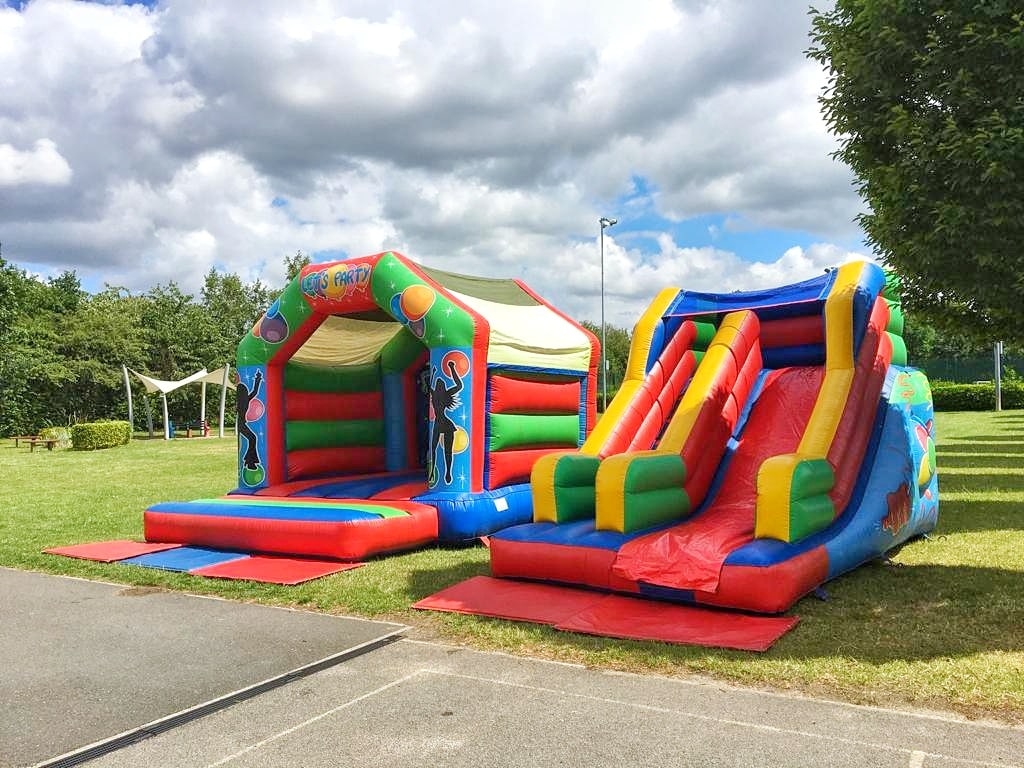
[202,671,427,767]
[910,750,927,767]
[428,670,1021,768]
[401,637,1024,732]
[34,628,407,768]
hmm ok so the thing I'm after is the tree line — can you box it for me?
[0,251,310,435]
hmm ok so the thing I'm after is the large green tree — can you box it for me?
[809,2,1024,341]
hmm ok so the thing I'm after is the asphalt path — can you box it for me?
[0,568,403,767]
[4,567,1023,768]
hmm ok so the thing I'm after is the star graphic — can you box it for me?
[444,306,453,317]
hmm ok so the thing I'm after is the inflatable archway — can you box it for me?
[144,252,599,557]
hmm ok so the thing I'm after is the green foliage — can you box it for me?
[579,321,631,392]
[809,2,1024,342]
[284,250,312,281]
[0,253,287,436]
[38,426,72,448]
[931,381,1024,411]
[70,421,132,450]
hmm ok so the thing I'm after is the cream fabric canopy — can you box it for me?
[125,366,235,439]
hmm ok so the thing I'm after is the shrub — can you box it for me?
[931,381,1024,412]
[70,421,132,451]
[39,426,71,449]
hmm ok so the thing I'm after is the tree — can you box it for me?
[284,250,311,281]
[809,2,1024,342]
[580,321,632,393]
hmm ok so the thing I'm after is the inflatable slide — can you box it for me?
[485,260,938,614]
[142,251,599,561]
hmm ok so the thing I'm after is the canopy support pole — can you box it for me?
[200,381,207,429]
[219,364,230,439]
[162,394,170,440]
[122,365,134,432]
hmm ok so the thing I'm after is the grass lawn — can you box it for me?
[2,411,1022,724]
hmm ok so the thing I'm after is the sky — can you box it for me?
[0,0,870,326]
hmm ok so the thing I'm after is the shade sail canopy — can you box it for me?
[129,367,235,395]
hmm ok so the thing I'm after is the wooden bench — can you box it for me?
[11,435,39,447]
[179,420,210,438]
[27,438,58,452]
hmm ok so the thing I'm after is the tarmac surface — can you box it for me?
[4,568,1024,768]
[0,568,403,767]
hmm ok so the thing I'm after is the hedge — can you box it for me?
[39,426,72,448]
[70,421,132,450]
[930,381,1024,412]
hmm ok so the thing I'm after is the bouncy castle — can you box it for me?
[143,252,598,559]
[484,260,938,614]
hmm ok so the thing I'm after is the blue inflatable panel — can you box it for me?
[121,546,248,572]
[146,501,391,522]
[419,483,534,540]
[666,271,834,317]
[762,344,825,369]
[851,264,886,357]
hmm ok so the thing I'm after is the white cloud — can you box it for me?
[0,0,869,323]
[0,139,72,186]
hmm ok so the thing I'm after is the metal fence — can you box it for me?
[914,356,1024,384]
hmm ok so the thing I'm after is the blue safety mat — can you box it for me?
[120,546,250,572]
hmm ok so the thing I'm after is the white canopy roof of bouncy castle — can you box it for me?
[128,367,236,394]
[291,261,594,373]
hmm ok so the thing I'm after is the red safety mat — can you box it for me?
[413,576,605,625]
[415,576,798,651]
[556,594,799,652]
[190,556,363,584]
[44,540,182,563]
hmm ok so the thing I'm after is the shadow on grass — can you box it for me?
[937,442,1024,454]
[772,562,1024,662]
[404,552,491,601]
[939,470,1024,491]
[934,500,1024,533]
[935,453,1024,469]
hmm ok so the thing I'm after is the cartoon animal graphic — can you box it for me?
[236,370,264,484]
[882,482,911,535]
[429,360,464,485]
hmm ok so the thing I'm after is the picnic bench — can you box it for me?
[11,435,39,447]
[27,438,58,452]
[170,419,209,438]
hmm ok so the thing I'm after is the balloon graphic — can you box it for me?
[390,294,407,323]
[259,314,289,343]
[242,465,265,487]
[452,426,469,454]
[409,318,425,338]
[400,284,435,321]
[245,398,265,422]
[324,265,347,299]
[441,350,470,378]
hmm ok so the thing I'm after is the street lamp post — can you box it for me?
[599,217,617,412]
